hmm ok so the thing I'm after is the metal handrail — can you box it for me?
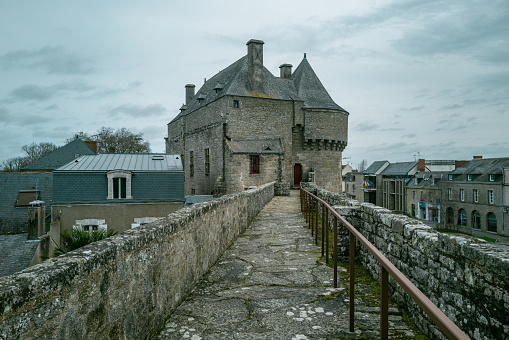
[300,186,470,340]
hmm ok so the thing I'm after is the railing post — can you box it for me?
[315,200,319,245]
[381,265,389,340]
[333,215,338,288]
[321,203,325,257]
[325,208,329,264]
[349,231,355,333]
[311,196,314,235]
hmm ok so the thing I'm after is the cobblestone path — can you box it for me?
[156,191,421,339]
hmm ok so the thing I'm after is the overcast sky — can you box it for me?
[1,0,507,169]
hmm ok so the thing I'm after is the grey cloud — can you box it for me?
[403,134,416,138]
[44,104,59,110]
[440,104,463,111]
[9,80,96,102]
[108,103,167,117]
[0,45,94,74]
[0,107,11,122]
[392,1,509,63]
[354,122,379,131]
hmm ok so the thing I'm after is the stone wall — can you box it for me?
[0,182,275,339]
[306,184,509,340]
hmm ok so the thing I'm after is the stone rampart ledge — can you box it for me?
[307,184,509,339]
[0,182,275,339]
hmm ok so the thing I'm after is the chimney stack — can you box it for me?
[185,84,195,105]
[418,159,425,172]
[279,64,293,79]
[473,156,483,159]
[84,140,97,153]
[246,39,264,93]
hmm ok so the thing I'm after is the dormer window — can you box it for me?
[467,175,472,181]
[448,174,453,180]
[197,93,207,104]
[489,174,495,182]
[214,83,225,94]
[107,170,132,199]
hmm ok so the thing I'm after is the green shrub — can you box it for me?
[54,228,117,256]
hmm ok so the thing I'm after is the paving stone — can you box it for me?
[157,191,421,339]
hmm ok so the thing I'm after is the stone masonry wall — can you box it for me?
[0,182,275,339]
[305,184,509,340]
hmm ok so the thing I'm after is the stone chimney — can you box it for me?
[28,206,45,240]
[473,156,483,159]
[418,159,425,172]
[247,39,264,92]
[84,140,97,153]
[279,64,293,79]
[185,84,195,105]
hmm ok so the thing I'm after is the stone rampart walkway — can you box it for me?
[156,191,420,339]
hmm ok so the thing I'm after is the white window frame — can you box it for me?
[489,175,495,182]
[107,170,133,199]
[448,188,452,200]
[460,189,465,202]
[74,219,107,232]
[488,190,494,204]
[473,189,479,203]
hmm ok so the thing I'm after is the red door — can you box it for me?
[293,164,302,186]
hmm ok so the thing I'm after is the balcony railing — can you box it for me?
[300,186,469,340]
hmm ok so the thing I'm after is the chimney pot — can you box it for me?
[185,84,195,105]
[246,39,264,93]
[418,159,425,172]
[279,64,293,79]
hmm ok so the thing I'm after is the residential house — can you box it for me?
[51,153,185,234]
[441,157,509,236]
[406,172,448,222]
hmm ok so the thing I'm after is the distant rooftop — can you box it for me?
[55,154,183,172]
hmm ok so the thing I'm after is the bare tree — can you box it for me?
[1,142,58,172]
[358,159,368,172]
[69,127,150,153]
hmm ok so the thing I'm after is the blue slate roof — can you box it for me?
[55,153,183,172]
[381,162,418,176]
[364,161,389,175]
[22,139,96,171]
[0,233,39,277]
[171,49,347,123]
[450,157,509,182]
[0,172,53,234]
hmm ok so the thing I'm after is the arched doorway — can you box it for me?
[472,211,481,229]
[446,207,454,225]
[458,209,467,226]
[293,164,302,186]
[487,212,497,232]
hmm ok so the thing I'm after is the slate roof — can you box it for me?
[55,154,183,172]
[225,138,283,154]
[364,161,389,175]
[381,162,418,176]
[406,172,448,188]
[0,233,39,277]
[0,172,53,234]
[171,52,347,123]
[22,139,96,171]
[449,157,509,183]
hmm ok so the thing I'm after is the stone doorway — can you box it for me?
[293,164,302,186]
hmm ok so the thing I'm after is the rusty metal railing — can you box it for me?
[300,186,470,340]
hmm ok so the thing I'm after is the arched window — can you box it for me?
[446,207,454,224]
[487,213,497,232]
[458,209,467,226]
[107,170,132,199]
[472,211,481,229]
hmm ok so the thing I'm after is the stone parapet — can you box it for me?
[309,184,509,340]
[0,182,275,339]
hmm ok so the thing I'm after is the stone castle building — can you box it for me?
[166,39,349,196]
